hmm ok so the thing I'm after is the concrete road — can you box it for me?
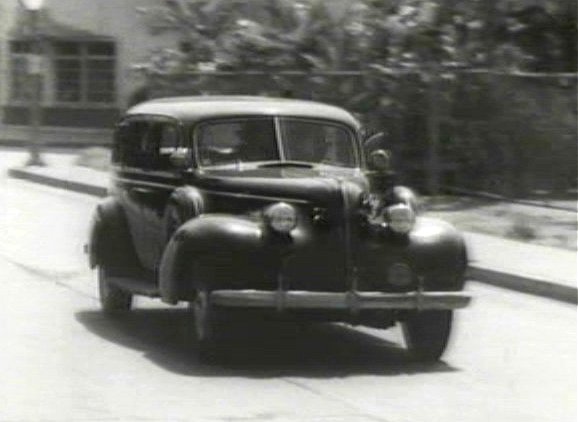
[0,152,576,422]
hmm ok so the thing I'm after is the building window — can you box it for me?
[9,39,116,105]
[9,41,34,101]
[53,41,116,104]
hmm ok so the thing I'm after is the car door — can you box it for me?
[116,116,184,272]
[115,117,152,270]
[138,118,185,266]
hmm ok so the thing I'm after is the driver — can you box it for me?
[286,124,328,163]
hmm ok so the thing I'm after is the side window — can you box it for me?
[115,120,150,168]
[112,122,127,164]
[158,124,180,166]
[115,119,180,170]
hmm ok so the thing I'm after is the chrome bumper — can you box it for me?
[210,289,471,311]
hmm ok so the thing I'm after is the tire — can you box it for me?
[186,286,224,361]
[98,267,133,316]
[401,310,453,362]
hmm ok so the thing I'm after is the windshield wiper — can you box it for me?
[257,161,314,169]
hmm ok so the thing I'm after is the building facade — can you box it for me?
[0,0,176,145]
[0,0,352,146]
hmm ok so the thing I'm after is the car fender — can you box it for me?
[163,186,205,243]
[167,186,205,222]
[158,214,277,304]
[87,197,141,275]
[406,217,468,290]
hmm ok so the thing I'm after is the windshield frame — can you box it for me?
[191,115,361,170]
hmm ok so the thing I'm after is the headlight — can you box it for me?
[264,202,298,233]
[385,203,416,234]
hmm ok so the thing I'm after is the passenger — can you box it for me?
[236,120,278,162]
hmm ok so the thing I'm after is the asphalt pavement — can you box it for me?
[8,162,578,304]
[1,150,575,422]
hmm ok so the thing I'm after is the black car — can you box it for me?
[87,95,471,361]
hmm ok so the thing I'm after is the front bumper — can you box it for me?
[210,289,471,311]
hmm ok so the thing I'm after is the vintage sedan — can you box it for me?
[87,96,471,361]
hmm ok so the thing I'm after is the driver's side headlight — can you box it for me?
[264,202,298,233]
[385,203,416,234]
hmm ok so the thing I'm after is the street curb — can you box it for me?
[8,167,107,198]
[0,139,109,149]
[8,167,578,305]
[467,266,577,304]
[443,185,577,212]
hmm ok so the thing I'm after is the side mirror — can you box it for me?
[363,132,393,172]
[169,148,190,168]
[368,149,392,172]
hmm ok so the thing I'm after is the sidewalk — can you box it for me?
[9,164,578,304]
[465,231,576,303]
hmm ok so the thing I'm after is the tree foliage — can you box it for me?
[134,0,577,196]
[136,0,577,74]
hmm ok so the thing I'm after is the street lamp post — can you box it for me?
[20,0,46,166]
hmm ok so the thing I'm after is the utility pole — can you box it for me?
[20,0,46,166]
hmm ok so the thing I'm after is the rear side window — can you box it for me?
[114,118,181,170]
[113,120,149,167]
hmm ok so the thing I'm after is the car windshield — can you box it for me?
[196,117,357,168]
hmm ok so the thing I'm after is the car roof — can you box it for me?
[126,96,361,129]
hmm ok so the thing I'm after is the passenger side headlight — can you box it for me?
[385,203,416,234]
[264,202,298,233]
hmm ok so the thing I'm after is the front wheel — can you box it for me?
[97,267,132,316]
[401,310,453,362]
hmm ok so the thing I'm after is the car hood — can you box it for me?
[191,165,370,204]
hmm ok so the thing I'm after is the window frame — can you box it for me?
[8,38,117,106]
[192,116,360,169]
[8,40,35,102]
[277,117,360,168]
[192,116,281,168]
[52,40,116,105]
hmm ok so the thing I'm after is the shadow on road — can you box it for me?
[76,308,459,378]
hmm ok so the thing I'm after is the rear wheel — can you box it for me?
[97,267,132,316]
[401,310,453,362]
